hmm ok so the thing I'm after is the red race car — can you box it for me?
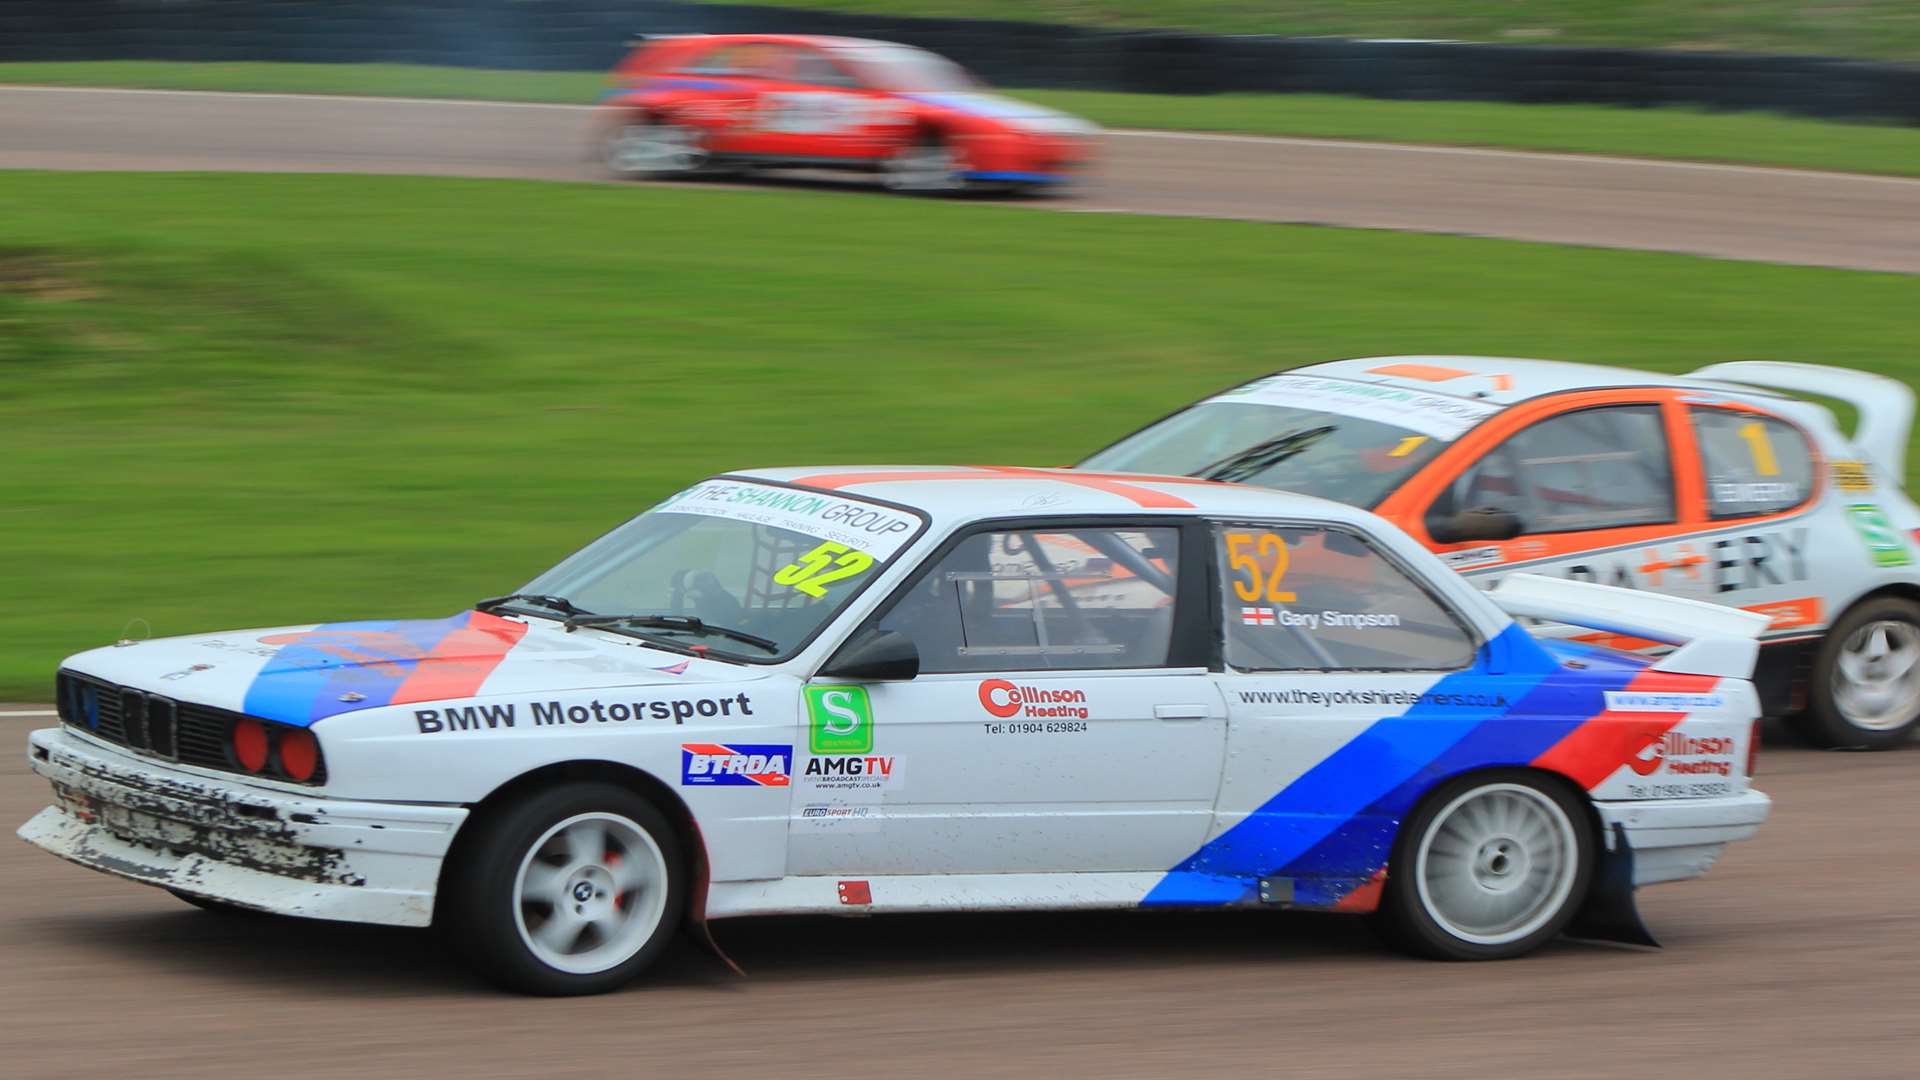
[594,34,1099,193]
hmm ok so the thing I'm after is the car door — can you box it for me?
[1155,520,1512,908]
[668,41,785,157]
[1408,399,1722,630]
[787,519,1227,877]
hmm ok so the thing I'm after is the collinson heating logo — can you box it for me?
[979,679,1089,720]
[1628,731,1738,777]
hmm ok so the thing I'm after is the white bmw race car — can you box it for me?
[21,466,1770,994]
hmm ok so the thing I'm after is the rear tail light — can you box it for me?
[278,729,321,783]
[1747,719,1761,778]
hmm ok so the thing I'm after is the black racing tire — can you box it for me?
[440,782,685,996]
[1378,771,1594,961]
[880,132,968,195]
[167,888,265,916]
[1797,595,1920,749]
[602,114,712,180]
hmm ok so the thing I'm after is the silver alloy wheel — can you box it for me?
[882,142,964,192]
[1414,782,1580,947]
[1832,619,1920,731]
[605,123,707,175]
[512,812,670,975]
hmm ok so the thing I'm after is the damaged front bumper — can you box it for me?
[18,726,466,927]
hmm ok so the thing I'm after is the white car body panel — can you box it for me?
[21,466,1769,932]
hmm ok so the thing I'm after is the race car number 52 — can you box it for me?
[1225,531,1296,603]
[774,541,874,597]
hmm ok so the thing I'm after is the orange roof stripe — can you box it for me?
[790,466,1222,509]
[1367,362,1474,382]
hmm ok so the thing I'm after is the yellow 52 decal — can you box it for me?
[773,541,875,598]
[1225,531,1296,603]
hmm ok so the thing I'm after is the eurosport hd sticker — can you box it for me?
[680,743,792,787]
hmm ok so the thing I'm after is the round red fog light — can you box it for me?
[232,718,269,772]
[278,728,320,782]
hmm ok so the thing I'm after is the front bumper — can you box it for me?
[1595,789,1771,886]
[18,727,466,927]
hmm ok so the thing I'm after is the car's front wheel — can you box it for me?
[882,134,967,194]
[1380,772,1593,961]
[442,782,684,995]
[603,116,710,179]
[1800,595,1920,749]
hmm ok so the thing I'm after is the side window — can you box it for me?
[682,43,789,78]
[1691,408,1815,518]
[1438,405,1673,535]
[875,527,1179,673]
[792,48,860,88]
[1217,524,1476,671]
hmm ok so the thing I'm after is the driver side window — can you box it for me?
[874,527,1180,674]
[1434,405,1673,536]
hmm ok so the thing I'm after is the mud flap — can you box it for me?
[1566,823,1659,948]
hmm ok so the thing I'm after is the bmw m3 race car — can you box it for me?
[594,34,1098,192]
[1082,358,1920,749]
[21,466,1768,995]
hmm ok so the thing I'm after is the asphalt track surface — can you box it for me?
[3,707,1917,1080]
[5,85,1920,274]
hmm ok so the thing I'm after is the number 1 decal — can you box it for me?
[1225,531,1296,603]
[1738,421,1780,477]
[773,542,875,598]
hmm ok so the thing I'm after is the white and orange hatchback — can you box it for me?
[1083,357,1920,748]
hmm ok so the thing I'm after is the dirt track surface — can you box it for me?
[3,710,1916,1080]
[5,85,1920,274]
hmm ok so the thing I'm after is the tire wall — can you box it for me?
[5,1,1918,124]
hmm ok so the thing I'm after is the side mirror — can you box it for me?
[820,629,920,682]
[1429,506,1524,544]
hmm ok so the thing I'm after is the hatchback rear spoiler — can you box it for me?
[1690,361,1913,488]
[1489,574,1768,679]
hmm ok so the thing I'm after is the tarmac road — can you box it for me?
[2,710,1916,1080]
[4,85,1920,274]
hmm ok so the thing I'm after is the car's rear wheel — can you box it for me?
[1380,772,1593,961]
[882,134,966,194]
[1799,596,1920,749]
[441,782,684,995]
[603,116,710,179]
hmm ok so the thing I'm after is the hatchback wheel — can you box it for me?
[1800,596,1920,748]
[442,782,683,995]
[604,118,710,178]
[1381,772,1592,960]
[882,136,966,193]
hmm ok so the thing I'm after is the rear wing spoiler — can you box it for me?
[1690,361,1913,487]
[1490,574,1768,680]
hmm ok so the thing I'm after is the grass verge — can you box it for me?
[5,61,1920,178]
[3,170,1918,698]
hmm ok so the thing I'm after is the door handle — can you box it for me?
[1154,704,1210,720]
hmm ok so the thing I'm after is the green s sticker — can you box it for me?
[1846,503,1913,567]
[806,685,873,754]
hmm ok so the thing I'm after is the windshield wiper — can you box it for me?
[563,613,778,653]
[475,593,591,618]
[1198,426,1335,485]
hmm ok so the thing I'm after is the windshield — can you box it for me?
[1081,373,1501,509]
[839,44,977,92]
[516,478,926,661]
